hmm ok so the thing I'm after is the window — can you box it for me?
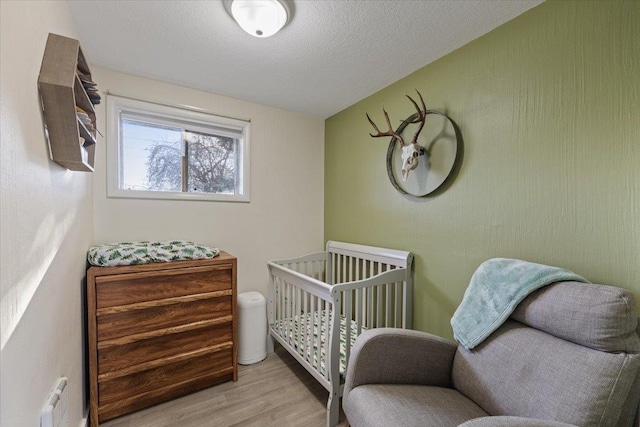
[106,95,250,202]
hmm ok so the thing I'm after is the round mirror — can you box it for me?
[386,111,461,197]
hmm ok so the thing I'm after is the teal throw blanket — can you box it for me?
[451,258,589,350]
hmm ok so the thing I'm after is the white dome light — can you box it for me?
[231,0,289,38]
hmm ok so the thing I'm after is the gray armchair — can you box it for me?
[343,281,640,427]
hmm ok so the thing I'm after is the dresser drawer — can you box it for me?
[95,265,232,308]
[97,294,231,341]
[98,321,233,375]
[98,347,233,406]
[98,347,233,421]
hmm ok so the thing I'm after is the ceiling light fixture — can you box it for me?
[226,0,290,38]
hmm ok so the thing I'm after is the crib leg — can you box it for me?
[327,392,340,427]
[267,333,275,353]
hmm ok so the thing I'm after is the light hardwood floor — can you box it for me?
[102,344,345,427]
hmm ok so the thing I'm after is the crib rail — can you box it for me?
[268,258,334,389]
[267,241,413,427]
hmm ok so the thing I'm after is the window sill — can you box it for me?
[106,188,250,203]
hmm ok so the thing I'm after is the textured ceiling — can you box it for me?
[69,0,543,118]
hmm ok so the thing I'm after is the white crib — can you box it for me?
[267,241,413,427]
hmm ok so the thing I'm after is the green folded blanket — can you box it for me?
[451,258,589,350]
[88,240,219,267]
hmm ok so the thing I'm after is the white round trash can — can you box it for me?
[237,291,267,365]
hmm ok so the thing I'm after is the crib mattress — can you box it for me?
[273,311,365,382]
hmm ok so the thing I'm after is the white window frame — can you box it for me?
[106,95,250,202]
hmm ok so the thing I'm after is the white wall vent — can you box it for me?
[41,377,69,427]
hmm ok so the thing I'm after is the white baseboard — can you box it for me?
[79,411,88,427]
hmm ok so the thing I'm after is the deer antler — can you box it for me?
[366,109,406,147]
[405,90,427,146]
[367,90,427,147]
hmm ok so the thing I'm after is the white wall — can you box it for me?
[0,1,93,426]
[92,67,325,297]
[0,6,323,425]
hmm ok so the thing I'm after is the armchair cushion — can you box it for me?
[511,281,639,353]
[343,328,457,399]
[458,416,578,427]
[344,385,487,427]
[452,320,640,427]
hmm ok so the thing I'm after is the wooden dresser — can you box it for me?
[86,253,237,426]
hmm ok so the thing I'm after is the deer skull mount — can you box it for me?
[400,143,426,181]
[367,91,428,182]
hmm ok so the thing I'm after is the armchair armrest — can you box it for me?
[343,328,457,400]
[458,417,578,427]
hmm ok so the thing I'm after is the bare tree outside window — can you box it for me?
[186,132,236,194]
[145,139,182,191]
[145,130,236,194]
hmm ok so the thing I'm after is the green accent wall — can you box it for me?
[325,0,640,339]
